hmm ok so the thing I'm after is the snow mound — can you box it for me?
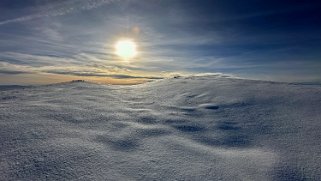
[1,76,321,180]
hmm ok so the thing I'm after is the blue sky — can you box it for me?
[0,0,320,84]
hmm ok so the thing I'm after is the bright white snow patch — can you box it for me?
[1,76,321,180]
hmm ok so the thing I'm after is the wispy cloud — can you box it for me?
[0,60,164,79]
[0,0,118,26]
[0,62,34,75]
[0,69,30,75]
[0,52,79,66]
[45,69,163,79]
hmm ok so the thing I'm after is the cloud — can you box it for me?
[45,69,163,79]
[0,60,164,79]
[109,74,163,79]
[0,0,118,26]
[192,72,236,78]
[0,62,35,75]
[0,52,79,66]
[0,69,30,75]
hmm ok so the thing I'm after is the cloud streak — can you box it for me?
[0,60,164,79]
[45,69,163,79]
[0,69,30,75]
[0,0,118,26]
[0,62,34,75]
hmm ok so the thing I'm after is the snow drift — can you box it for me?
[1,76,321,180]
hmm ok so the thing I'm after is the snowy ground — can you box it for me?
[1,76,321,180]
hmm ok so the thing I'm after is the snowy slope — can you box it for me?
[1,76,321,180]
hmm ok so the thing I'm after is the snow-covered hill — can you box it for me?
[1,76,321,180]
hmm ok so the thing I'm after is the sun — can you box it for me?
[114,39,137,59]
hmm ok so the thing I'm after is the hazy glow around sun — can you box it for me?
[115,39,137,59]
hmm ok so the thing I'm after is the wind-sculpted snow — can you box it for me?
[1,76,321,180]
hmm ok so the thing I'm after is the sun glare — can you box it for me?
[115,39,137,59]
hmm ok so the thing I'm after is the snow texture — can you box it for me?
[1,76,321,180]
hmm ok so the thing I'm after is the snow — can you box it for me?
[1,76,321,180]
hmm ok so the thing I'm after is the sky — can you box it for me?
[0,0,320,85]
